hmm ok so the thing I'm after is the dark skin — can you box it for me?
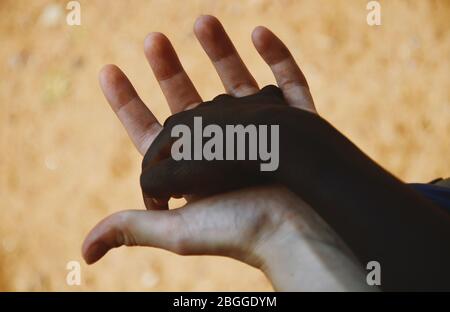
[82,15,449,291]
[141,85,450,291]
[83,16,372,291]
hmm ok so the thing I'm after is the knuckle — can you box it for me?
[111,211,137,247]
[168,213,190,255]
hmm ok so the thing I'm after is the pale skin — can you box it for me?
[82,15,372,291]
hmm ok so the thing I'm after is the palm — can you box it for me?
[83,15,316,266]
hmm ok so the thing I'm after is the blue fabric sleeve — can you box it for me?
[409,183,450,212]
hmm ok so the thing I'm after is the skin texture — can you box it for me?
[82,15,370,291]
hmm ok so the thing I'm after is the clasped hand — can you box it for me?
[82,15,369,291]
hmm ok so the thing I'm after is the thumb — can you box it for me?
[82,209,184,264]
[82,200,264,267]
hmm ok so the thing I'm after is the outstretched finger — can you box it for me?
[194,15,259,97]
[99,64,162,155]
[252,26,316,113]
[144,33,202,113]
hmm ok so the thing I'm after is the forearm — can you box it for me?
[275,109,450,291]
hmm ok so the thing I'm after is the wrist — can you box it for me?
[252,193,372,291]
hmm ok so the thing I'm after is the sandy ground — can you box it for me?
[0,0,449,291]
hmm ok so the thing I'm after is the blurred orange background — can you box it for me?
[0,0,449,291]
